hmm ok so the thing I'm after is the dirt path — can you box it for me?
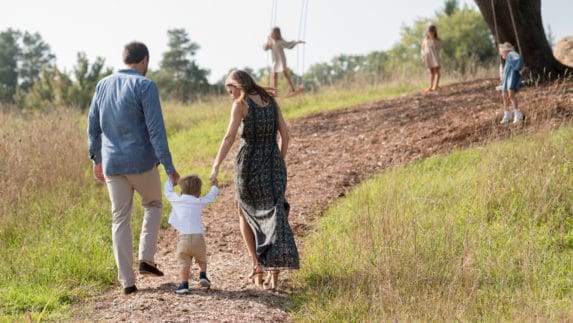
[75,78,573,322]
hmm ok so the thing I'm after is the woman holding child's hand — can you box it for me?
[211,69,299,290]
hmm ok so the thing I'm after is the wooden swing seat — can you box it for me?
[284,87,305,98]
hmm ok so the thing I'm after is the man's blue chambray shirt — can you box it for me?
[87,69,176,176]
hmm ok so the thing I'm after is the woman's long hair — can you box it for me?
[225,70,276,103]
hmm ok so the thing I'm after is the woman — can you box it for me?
[421,25,442,92]
[210,70,299,289]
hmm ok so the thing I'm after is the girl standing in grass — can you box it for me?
[421,25,442,92]
[263,27,305,95]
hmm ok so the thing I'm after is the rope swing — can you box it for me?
[491,0,500,47]
[270,0,278,28]
[266,0,309,96]
[506,0,522,55]
[490,0,529,80]
[490,0,521,53]
[268,0,278,86]
[295,0,309,89]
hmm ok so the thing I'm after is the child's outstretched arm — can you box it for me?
[163,178,180,202]
[263,37,273,50]
[283,40,304,49]
[200,186,219,204]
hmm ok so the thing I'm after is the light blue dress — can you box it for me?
[501,51,523,92]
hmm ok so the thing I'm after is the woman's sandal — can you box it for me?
[263,270,279,290]
[248,264,264,286]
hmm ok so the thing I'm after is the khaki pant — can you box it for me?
[105,167,163,288]
[176,234,207,267]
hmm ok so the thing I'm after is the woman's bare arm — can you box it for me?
[276,104,289,160]
[210,101,245,181]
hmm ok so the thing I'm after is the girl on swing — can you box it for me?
[498,42,524,123]
[263,27,304,95]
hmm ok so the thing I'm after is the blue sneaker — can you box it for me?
[199,277,211,288]
[175,282,190,294]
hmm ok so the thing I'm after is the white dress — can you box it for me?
[263,39,300,73]
[421,38,441,68]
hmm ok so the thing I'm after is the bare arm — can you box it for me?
[283,40,303,49]
[276,104,289,159]
[210,101,245,182]
[263,37,273,50]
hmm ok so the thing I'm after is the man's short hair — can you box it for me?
[123,41,149,64]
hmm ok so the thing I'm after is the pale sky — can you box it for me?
[1,0,571,83]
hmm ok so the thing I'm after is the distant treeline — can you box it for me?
[0,1,499,110]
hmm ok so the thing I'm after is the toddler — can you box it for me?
[164,174,219,294]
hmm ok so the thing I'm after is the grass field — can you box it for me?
[0,78,425,321]
[289,126,573,321]
[7,68,568,321]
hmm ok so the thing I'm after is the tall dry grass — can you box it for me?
[0,74,430,319]
[0,107,114,320]
[0,107,88,219]
[0,64,513,319]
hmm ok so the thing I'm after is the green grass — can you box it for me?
[5,73,571,321]
[0,80,423,320]
[289,127,573,321]
[279,81,420,119]
[0,186,115,321]
[163,80,425,186]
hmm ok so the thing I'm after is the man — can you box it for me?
[87,41,180,295]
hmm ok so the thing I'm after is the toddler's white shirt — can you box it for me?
[164,179,219,234]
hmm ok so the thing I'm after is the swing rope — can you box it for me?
[295,0,309,89]
[506,0,522,54]
[491,0,521,53]
[491,0,500,47]
[270,0,278,28]
[491,0,528,80]
[268,0,278,87]
[506,0,529,78]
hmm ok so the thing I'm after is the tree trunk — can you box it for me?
[474,0,570,81]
